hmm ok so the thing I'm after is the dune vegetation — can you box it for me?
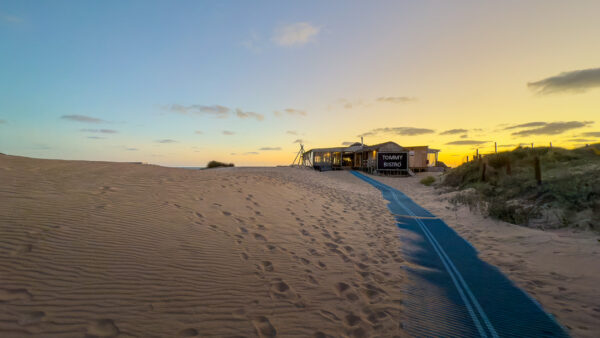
[440,144,600,230]
[206,160,235,169]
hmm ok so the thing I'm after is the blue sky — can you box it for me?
[1,1,599,166]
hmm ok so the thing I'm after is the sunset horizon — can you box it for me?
[2,1,599,167]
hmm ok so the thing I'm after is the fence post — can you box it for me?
[495,142,497,154]
[534,156,542,185]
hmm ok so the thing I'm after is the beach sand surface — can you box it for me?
[1,155,598,337]
[0,155,407,337]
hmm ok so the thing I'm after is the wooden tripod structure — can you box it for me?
[291,144,306,166]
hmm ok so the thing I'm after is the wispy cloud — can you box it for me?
[0,119,6,124]
[0,13,23,24]
[155,139,177,143]
[460,134,468,139]
[194,130,203,135]
[359,127,435,137]
[126,147,138,151]
[87,136,106,140]
[242,31,262,53]
[235,109,264,121]
[528,67,600,94]
[440,128,468,135]
[80,129,117,134]
[569,138,596,143]
[504,122,546,130]
[244,151,259,155]
[498,144,516,148]
[581,131,600,137]
[272,22,320,47]
[274,108,307,117]
[286,130,298,135]
[259,147,281,151]
[61,114,105,123]
[510,121,593,136]
[293,139,304,144]
[165,104,230,118]
[222,130,235,135]
[376,96,417,104]
[446,140,489,146]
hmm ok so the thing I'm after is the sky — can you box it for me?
[1,0,599,167]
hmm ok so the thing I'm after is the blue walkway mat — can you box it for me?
[351,171,569,338]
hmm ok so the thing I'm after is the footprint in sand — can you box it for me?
[252,316,277,338]
[18,311,45,325]
[222,211,232,216]
[260,261,274,272]
[86,319,119,337]
[253,233,267,241]
[344,313,362,327]
[0,288,32,302]
[334,282,359,302]
[178,328,199,336]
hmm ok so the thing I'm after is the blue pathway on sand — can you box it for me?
[350,171,569,338]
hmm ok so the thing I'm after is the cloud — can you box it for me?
[242,31,262,53]
[445,140,489,146]
[165,104,230,118]
[569,138,596,143]
[377,96,417,104]
[244,152,259,155]
[0,13,23,23]
[581,131,600,137]
[222,130,235,135]
[510,121,593,136]
[359,127,435,137]
[504,122,546,130]
[194,130,203,135]
[460,134,468,139]
[235,108,264,121]
[126,148,138,151]
[80,129,118,134]
[0,119,6,124]
[498,144,517,148]
[155,139,177,143]
[286,130,298,135]
[61,114,104,123]
[528,67,600,94]
[87,136,106,140]
[293,139,304,144]
[274,108,307,117]
[439,128,468,135]
[259,147,281,151]
[272,22,320,47]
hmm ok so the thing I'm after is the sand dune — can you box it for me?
[1,155,598,337]
[0,155,408,337]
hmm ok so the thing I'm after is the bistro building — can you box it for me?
[302,141,440,175]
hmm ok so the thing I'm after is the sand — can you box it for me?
[1,154,598,337]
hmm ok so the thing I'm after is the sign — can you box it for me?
[377,152,408,170]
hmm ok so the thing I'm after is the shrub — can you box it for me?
[420,176,436,186]
[206,161,234,169]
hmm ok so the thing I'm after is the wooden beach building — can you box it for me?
[302,141,440,175]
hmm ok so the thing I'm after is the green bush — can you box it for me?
[420,176,436,186]
[206,160,234,169]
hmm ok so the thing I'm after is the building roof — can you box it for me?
[306,141,405,154]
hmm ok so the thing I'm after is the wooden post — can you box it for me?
[481,161,487,182]
[550,142,552,149]
[531,142,534,149]
[534,156,542,185]
[476,148,479,158]
[495,142,497,154]
[466,155,469,162]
